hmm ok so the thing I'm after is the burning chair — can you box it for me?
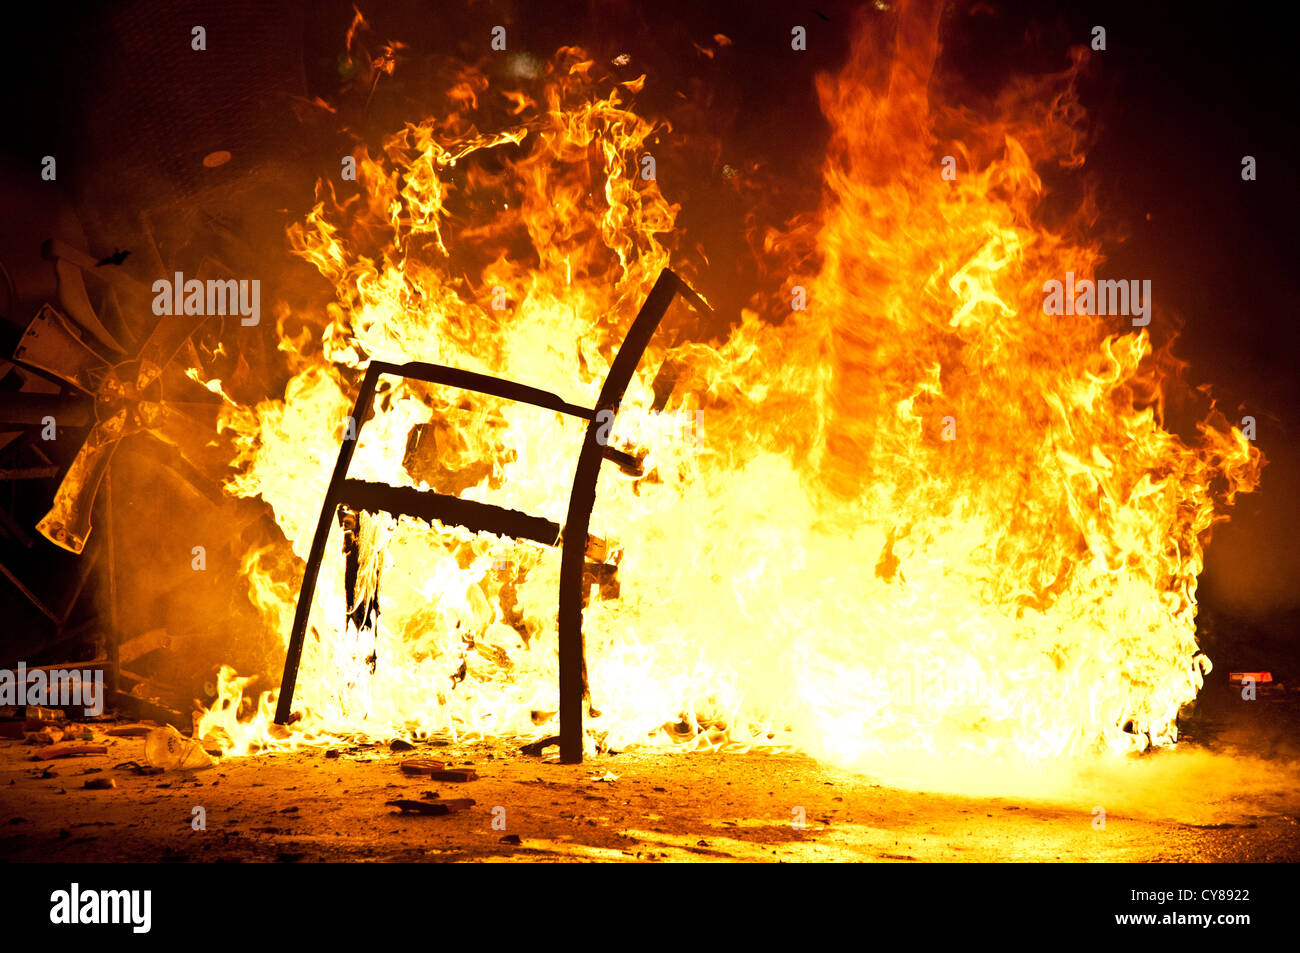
[275,267,712,763]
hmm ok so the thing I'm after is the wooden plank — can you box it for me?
[427,768,478,782]
[399,758,447,775]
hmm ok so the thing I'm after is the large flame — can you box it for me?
[196,5,1260,786]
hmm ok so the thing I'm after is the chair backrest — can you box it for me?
[275,267,714,764]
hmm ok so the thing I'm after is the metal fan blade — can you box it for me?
[44,238,149,298]
[134,311,211,390]
[45,238,158,352]
[35,408,131,554]
[133,255,233,388]
[12,304,114,394]
[50,257,127,356]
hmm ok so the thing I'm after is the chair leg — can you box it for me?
[557,429,603,764]
[275,365,382,724]
[555,270,688,763]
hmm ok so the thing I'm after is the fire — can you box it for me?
[196,5,1260,787]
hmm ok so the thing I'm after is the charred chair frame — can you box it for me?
[274,268,712,763]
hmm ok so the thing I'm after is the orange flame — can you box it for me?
[197,6,1260,789]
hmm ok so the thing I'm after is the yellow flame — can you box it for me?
[197,10,1260,789]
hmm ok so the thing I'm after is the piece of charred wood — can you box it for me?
[386,798,475,816]
[521,736,559,757]
[427,768,477,782]
[33,744,108,761]
[399,758,447,775]
[599,445,645,478]
[583,562,620,605]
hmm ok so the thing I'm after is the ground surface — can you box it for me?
[1,688,1298,863]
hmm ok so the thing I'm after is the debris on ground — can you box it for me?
[114,760,164,776]
[428,768,477,782]
[24,707,65,728]
[385,798,475,816]
[33,744,108,761]
[106,723,158,738]
[398,758,446,775]
[143,726,215,770]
